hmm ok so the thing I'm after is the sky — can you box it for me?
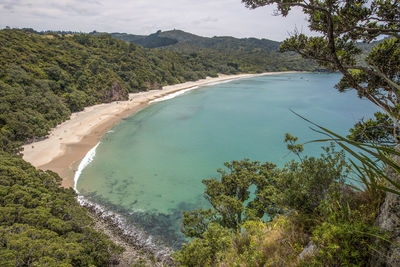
[0,0,312,41]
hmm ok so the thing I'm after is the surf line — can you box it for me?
[74,142,100,193]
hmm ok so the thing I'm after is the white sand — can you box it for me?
[22,72,297,187]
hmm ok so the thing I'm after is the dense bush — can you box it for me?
[173,143,381,266]
[0,152,122,266]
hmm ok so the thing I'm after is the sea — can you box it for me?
[75,72,379,251]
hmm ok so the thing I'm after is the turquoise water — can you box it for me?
[77,73,379,248]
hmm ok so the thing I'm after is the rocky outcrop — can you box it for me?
[102,81,129,103]
[77,196,173,266]
[298,241,316,261]
[145,81,162,91]
[371,158,400,266]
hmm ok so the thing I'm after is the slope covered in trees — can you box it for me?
[0,28,316,154]
[158,29,280,50]
[150,29,280,51]
[107,29,316,73]
[0,152,122,266]
[108,29,280,50]
[108,30,178,48]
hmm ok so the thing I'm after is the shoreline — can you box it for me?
[22,71,298,188]
[80,195,173,266]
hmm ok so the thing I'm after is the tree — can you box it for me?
[181,142,348,235]
[242,0,400,141]
[182,159,276,236]
[175,143,351,266]
[348,111,399,144]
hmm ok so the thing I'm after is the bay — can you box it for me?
[77,73,379,248]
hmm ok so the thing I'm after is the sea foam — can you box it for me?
[149,86,199,103]
[73,144,174,261]
[76,195,173,263]
[149,78,243,104]
[74,142,100,192]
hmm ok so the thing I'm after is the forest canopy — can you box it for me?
[0,152,122,266]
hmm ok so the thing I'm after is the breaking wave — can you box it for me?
[74,142,100,192]
[149,86,199,103]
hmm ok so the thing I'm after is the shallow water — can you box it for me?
[77,73,379,248]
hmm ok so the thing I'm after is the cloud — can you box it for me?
[0,0,311,41]
[0,0,21,11]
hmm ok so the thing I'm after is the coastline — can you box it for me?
[22,71,298,188]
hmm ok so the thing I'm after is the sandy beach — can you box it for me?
[22,72,297,188]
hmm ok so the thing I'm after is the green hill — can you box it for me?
[105,30,178,48]
[0,152,122,266]
[0,28,316,154]
[109,29,280,51]
[109,29,315,74]
[159,29,280,50]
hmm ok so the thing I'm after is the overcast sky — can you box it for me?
[0,0,312,41]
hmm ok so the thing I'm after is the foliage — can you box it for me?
[308,188,381,266]
[202,160,277,231]
[174,139,385,266]
[272,144,349,217]
[223,218,308,267]
[175,141,354,266]
[182,209,217,238]
[0,152,122,266]
[181,159,275,237]
[303,118,400,198]
[348,111,399,144]
[173,223,232,267]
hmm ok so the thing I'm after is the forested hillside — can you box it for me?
[158,29,280,50]
[110,29,380,70]
[109,29,280,50]
[109,29,315,73]
[0,28,316,154]
[109,31,178,48]
[0,152,122,266]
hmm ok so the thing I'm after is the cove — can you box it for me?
[76,73,379,248]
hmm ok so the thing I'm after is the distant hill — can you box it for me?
[103,29,316,74]
[108,30,178,48]
[107,29,382,68]
[159,30,280,51]
[106,29,280,52]
[157,30,204,43]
